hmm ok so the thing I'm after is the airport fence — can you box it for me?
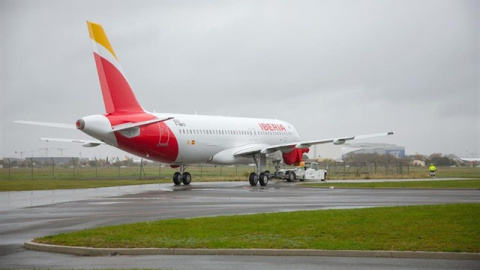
[0,158,429,181]
[318,160,412,178]
[0,158,263,181]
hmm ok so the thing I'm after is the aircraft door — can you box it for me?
[250,128,257,142]
[157,123,170,147]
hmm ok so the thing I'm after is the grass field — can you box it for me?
[1,165,479,191]
[304,180,480,189]
[2,163,478,181]
[35,203,480,253]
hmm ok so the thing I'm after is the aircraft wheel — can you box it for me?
[173,172,182,185]
[182,172,192,185]
[287,171,296,182]
[259,172,269,186]
[249,172,258,186]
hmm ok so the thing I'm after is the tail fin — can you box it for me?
[87,21,144,114]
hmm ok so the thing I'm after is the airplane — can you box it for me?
[16,21,393,186]
[460,158,480,162]
[459,157,480,167]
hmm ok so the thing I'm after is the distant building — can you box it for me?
[341,143,405,160]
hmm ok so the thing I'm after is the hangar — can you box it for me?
[341,143,405,160]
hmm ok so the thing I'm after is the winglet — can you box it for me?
[87,21,144,115]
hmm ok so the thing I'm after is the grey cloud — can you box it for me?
[1,0,478,159]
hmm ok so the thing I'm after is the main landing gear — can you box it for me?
[249,153,270,187]
[249,171,269,186]
[173,165,191,186]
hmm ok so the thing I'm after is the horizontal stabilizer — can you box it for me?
[111,117,174,132]
[14,121,76,129]
[41,138,105,147]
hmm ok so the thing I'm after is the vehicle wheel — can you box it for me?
[173,172,182,185]
[287,171,296,182]
[182,172,191,185]
[259,172,269,186]
[249,172,258,186]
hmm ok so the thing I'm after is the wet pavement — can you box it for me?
[1,180,479,269]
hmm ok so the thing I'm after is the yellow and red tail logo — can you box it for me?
[87,21,144,115]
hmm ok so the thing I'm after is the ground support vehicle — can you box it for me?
[275,162,327,182]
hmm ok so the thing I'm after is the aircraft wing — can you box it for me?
[234,132,394,157]
[292,132,394,149]
[232,144,270,156]
[41,138,105,147]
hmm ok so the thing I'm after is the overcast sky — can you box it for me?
[1,0,478,160]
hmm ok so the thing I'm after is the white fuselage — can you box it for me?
[155,113,302,165]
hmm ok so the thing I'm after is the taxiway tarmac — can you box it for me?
[1,180,479,269]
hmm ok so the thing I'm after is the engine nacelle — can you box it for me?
[282,148,310,165]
